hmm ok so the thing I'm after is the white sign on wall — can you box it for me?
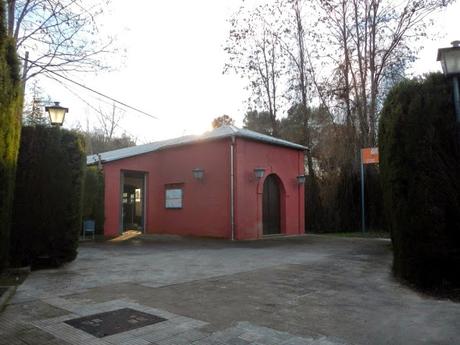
[165,188,183,208]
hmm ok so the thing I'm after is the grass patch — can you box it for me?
[321,231,390,239]
[0,268,29,286]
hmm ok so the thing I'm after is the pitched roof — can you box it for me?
[86,125,306,165]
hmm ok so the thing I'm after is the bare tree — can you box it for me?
[74,104,136,155]
[316,0,454,146]
[6,0,116,83]
[278,0,319,178]
[225,0,453,232]
[225,3,286,136]
[96,103,124,141]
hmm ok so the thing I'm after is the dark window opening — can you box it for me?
[122,171,146,232]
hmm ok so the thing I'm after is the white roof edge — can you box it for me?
[229,124,239,133]
[87,126,306,165]
[233,127,306,151]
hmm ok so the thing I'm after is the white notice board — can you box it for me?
[165,188,183,208]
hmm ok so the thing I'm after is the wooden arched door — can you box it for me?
[263,174,281,235]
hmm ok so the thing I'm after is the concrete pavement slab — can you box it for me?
[0,235,458,345]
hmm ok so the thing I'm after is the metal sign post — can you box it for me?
[360,160,365,233]
[360,148,379,233]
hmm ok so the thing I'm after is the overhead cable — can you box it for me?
[20,56,159,120]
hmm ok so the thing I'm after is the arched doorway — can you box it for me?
[263,174,281,235]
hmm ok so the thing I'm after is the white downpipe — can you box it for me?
[230,136,235,241]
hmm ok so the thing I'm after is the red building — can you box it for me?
[87,126,306,240]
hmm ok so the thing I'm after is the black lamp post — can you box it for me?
[437,40,460,123]
[45,102,68,127]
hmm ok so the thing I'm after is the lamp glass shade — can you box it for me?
[297,175,306,184]
[254,168,265,179]
[45,102,68,126]
[437,46,460,75]
[192,168,204,180]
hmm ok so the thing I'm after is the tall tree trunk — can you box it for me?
[341,0,353,129]
[7,0,14,36]
[294,1,314,176]
[292,0,322,231]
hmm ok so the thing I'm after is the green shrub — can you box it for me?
[0,0,22,270]
[379,73,460,288]
[82,166,105,234]
[10,126,85,267]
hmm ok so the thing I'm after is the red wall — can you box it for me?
[103,139,231,238]
[101,137,305,240]
[233,138,305,240]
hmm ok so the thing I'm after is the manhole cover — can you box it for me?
[65,308,166,338]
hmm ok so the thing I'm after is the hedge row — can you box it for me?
[82,166,105,235]
[379,73,460,288]
[10,126,85,267]
[0,0,23,270]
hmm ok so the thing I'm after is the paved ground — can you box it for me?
[0,235,459,345]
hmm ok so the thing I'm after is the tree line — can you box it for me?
[224,0,453,232]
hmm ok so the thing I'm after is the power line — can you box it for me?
[47,72,126,113]
[44,72,141,141]
[21,57,159,120]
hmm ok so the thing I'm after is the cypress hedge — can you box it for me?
[0,0,22,270]
[82,166,105,235]
[379,73,460,288]
[10,126,85,267]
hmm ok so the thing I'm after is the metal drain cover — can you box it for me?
[65,308,166,338]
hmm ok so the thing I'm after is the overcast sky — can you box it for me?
[40,0,460,144]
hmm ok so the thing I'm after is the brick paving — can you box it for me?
[1,297,341,344]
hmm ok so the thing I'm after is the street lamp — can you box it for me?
[296,175,306,184]
[437,40,460,122]
[192,168,204,180]
[253,167,265,179]
[45,102,68,126]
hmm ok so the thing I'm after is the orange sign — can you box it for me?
[361,147,379,164]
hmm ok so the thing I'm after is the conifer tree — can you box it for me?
[0,0,22,269]
[379,74,460,288]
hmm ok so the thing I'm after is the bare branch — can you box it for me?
[9,0,117,82]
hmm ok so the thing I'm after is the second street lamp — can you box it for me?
[45,102,68,127]
[437,40,460,122]
[254,167,265,179]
